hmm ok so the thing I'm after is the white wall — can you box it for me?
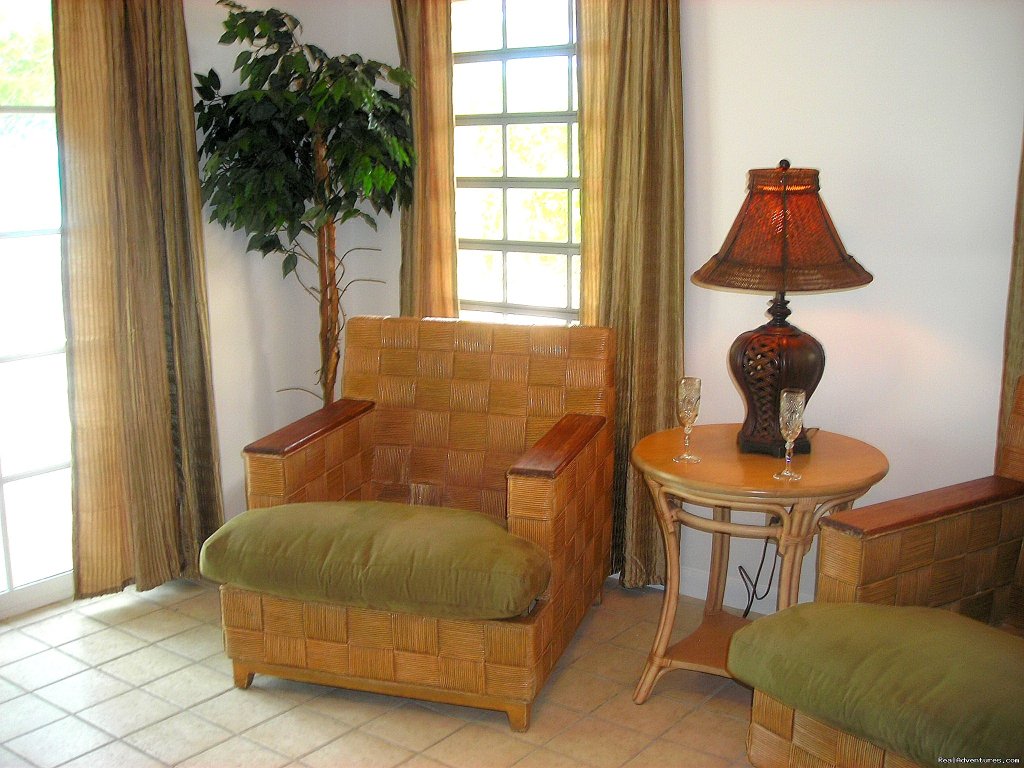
[681,0,1024,608]
[183,0,404,519]
[185,1,1024,609]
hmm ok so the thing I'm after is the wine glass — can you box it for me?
[773,388,806,481]
[672,377,701,464]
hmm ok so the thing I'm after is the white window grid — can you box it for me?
[453,2,580,324]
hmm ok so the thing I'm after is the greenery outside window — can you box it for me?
[451,0,580,325]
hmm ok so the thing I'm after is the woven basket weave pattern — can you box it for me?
[343,317,615,522]
[221,586,546,700]
[230,317,615,728]
[748,691,925,768]
[818,497,1024,625]
[998,377,1024,480]
[244,408,373,508]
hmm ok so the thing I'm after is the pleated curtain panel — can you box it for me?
[391,0,685,585]
[998,135,1024,470]
[54,0,223,597]
[391,0,460,319]
[578,0,686,587]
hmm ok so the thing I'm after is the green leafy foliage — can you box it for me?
[0,15,54,107]
[194,1,415,402]
[194,0,414,269]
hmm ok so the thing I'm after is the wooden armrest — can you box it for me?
[243,398,375,508]
[817,475,1024,622]
[507,412,613,610]
[244,398,374,457]
[508,414,606,479]
[822,475,1024,537]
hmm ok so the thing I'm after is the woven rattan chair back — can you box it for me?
[997,375,1024,482]
[342,316,615,523]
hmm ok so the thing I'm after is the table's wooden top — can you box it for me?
[632,424,889,502]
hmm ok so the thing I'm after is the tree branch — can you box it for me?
[339,277,386,297]
[293,240,318,266]
[290,265,319,300]
[275,386,323,402]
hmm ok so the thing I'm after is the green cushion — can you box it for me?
[728,602,1024,766]
[199,501,550,620]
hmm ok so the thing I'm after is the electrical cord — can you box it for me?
[736,429,820,617]
[739,514,780,618]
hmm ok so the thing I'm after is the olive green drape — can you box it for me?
[997,134,1024,475]
[578,0,685,586]
[54,0,224,597]
[391,0,459,318]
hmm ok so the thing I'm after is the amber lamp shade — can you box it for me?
[692,161,872,457]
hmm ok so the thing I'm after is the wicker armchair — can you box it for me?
[744,376,1024,767]
[216,317,616,730]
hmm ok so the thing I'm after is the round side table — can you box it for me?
[631,423,888,703]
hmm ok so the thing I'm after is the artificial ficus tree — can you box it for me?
[194,1,414,404]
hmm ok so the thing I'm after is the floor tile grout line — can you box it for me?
[2,631,236,757]
[3,579,754,768]
[2,585,231,766]
[347,702,476,759]
[0,607,217,675]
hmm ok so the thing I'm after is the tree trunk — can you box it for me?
[314,132,339,405]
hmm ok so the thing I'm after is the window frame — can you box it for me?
[452,1,580,325]
[0,91,72,599]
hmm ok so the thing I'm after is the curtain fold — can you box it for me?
[578,0,685,586]
[997,133,1024,471]
[391,0,459,318]
[54,0,223,597]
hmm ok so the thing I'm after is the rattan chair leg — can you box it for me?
[506,703,531,732]
[233,663,254,689]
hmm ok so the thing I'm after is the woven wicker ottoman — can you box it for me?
[728,602,1024,767]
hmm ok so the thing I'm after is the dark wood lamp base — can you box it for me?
[729,293,824,457]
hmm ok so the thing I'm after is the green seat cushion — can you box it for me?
[200,501,550,620]
[728,602,1024,766]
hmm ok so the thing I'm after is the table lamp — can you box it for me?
[692,160,872,457]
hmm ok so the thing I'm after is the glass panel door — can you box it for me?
[0,0,74,618]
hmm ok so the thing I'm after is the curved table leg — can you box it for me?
[776,499,821,609]
[633,480,680,704]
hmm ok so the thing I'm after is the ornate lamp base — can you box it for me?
[729,294,824,457]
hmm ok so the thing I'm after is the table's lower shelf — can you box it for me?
[634,611,750,701]
[665,610,750,675]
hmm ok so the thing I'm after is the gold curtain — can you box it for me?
[578,0,685,586]
[391,0,459,318]
[998,134,1024,473]
[54,0,224,597]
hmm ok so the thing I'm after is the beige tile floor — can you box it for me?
[0,578,755,767]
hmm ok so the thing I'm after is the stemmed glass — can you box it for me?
[773,388,806,481]
[672,377,702,464]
